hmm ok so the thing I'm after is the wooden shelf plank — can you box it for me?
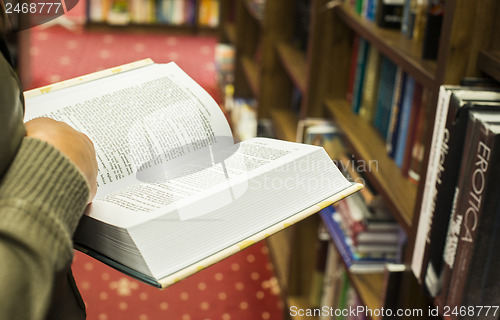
[325,99,416,232]
[241,56,260,97]
[478,50,500,83]
[334,4,436,87]
[276,42,308,93]
[269,109,298,142]
[224,22,237,45]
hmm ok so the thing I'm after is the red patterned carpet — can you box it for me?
[29,20,284,320]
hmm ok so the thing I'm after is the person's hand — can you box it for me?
[25,117,98,204]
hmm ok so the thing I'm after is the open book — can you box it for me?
[24,59,362,288]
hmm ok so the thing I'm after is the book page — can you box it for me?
[83,137,353,228]
[24,63,234,197]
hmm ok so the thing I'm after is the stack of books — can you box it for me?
[320,198,403,274]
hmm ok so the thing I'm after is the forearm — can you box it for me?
[0,137,89,319]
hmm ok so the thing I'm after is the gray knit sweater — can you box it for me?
[0,11,89,319]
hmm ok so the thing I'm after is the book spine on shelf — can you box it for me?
[407,86,429,184]
[401,81,423,176]
[374,55,398,139]
[321,206,355,269]
[394,75,416,167]
[346,36,361,105]
[376,0,404,29]
[421,1,444,60]
[411,0,428,41]
[386,70,406,158]
[434,110,484,308]
[359,45,382,123]
[351,38,370,114]
[411,85,453,284]
[401,0,416,38]
[446,116,500,318]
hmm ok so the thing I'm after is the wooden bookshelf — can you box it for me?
[276,42,307,93]
[219,0,500,317]
[85,0,220,33]
[334,4,436,88]
[325,99,416,232]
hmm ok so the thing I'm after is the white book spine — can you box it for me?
[411,85,452,280]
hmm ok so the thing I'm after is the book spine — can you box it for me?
[320,207,355,269]
[346,36,360,105]
[421,2,444,60]
[412,0,428,41]
[394,75,416,167]
[401,81,423,176]
[436,111,482,310]
[374,55,398,138]
[446,120,500,318]
[376,0,404,28]
[407,86,429,184]
[359,45,382,123]
[351,39,370,114]
[386,71,407,158]
[411,85,452,283]
[458,165,500,317]
[423,91,471,297]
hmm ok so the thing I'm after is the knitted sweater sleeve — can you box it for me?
[0,137,89,320]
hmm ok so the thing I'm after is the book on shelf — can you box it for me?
[363,0,378,22]
[335,193,399,244]
[421,0,444,60]
[401,0,417,38]
[411,85,500,296]
[444,111,500,318]
[230,98,257,141]
[88,0,211,27]
[411,0,428,41]
[197,0,219,27]
[375,0,405,29]
[156,0,195,26]
[346,35,361,105]
[23,59,362,288]
[297,119,346,161]
[373,55,398,139]
[358,44,382,123]
[394,75,416,167]
[386,69,406,158]
[351,38,370,114]
[401,83,425,178]
[406,86,429,184]
[320,205,399,274]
